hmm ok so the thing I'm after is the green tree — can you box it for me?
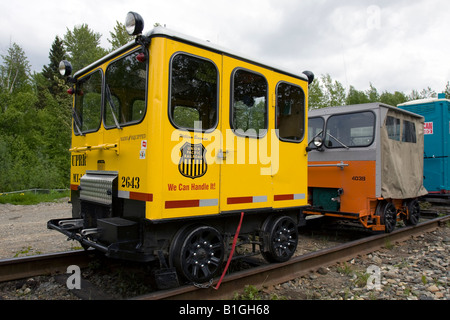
[444,82,450,99]
[308,74,346,110]
[346,85,370,105]
[321,74,346,108]
[366,83,379,102]
[0,42,32,96]
[308,78,325,110]
[108,21,134,51]
[63,24,107,74]
[379,91,408,106]
[42,36,67,96]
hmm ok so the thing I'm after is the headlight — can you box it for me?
[313,136,323,148]
[125,11,144,36]
[59,60,72,77]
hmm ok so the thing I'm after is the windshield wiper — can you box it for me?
[72,108,84,136]
[327,133,349,149]
[106,85,122,130]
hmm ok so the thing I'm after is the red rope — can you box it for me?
[214,212,244,290]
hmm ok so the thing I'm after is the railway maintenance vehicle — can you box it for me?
[48,11,314,286]
[305,103,427,233]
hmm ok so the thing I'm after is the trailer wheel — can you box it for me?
[261,216,298,263]
[170,224,224,283]
[377,201,397,233]
[403,199,420,226]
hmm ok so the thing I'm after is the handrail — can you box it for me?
[308,161,349,169]
[69,143,118,153]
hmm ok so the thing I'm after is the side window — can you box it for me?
[386,116,401,141]
[104,50,147,128]
[276,82,305,142]
[74,70,102,134]
[231,69,267,137]
[402,120,417,143]
[169,53,218,131]
[308,117,324,143]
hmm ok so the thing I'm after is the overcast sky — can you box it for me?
[1,0,449,94]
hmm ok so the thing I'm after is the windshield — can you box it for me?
[74,70,102,133]
[324,111,375,148]
[104,50,147,128]
[73,48,147,135]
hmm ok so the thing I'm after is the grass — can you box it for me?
[0,190,69,205]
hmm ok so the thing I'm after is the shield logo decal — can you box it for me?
[179,143,207,179]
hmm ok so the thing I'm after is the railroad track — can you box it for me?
[0,214,448,300]
[134,215,450,300]
[0,250,93,283]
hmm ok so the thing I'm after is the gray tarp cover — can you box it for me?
[381,108,428,199]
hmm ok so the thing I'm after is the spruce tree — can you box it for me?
[42,36,67,96]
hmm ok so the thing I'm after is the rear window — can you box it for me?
[402,120,417,143]
[276,82,305,142]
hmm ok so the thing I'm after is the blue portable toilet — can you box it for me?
[398,93,450,195]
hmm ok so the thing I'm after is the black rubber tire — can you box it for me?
[170,224,224,283]
[261,216,298,263]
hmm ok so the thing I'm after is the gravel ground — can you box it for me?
[260,226,450,300]
[0,200,448,300]
[0,198,78,259]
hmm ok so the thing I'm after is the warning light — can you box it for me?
[136,52,146,62]
[67,87,75,95]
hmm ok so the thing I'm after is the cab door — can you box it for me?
[161,41,222,219]
[219,57,274,213]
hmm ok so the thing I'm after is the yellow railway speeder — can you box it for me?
[48,12,314,285]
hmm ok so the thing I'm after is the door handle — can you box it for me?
[217,149,228,160]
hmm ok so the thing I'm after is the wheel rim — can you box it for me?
[264,216,298,262]
[406,200,420,225]
[383,203,397,233]
[175,225,224,283]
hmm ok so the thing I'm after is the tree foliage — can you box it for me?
[0,23,449,192]
[108,21,134,51]
[63,24,107,74]
[0,43,32,96]
[308,73,445,110]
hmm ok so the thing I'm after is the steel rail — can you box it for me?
[0,250,92,282]
[135,215,450,300]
